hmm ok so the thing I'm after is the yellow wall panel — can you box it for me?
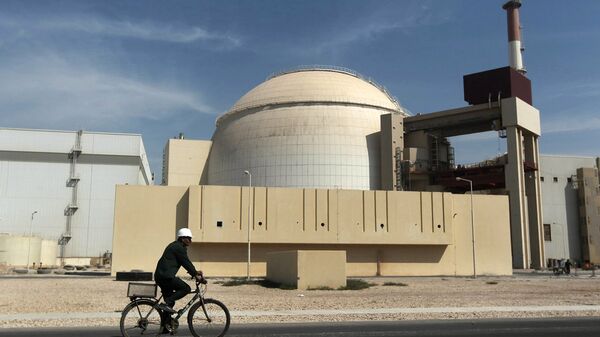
[432,192,445,234]
[201,185,243,243]
[337,190,365,243]
[303,189,316,232]
[316,189,329,232]
[375,190,388,233]
[420,192,433,233]
[363,191,376,232]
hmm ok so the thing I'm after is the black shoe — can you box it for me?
[158,303,176,314]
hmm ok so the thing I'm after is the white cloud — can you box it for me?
[0,55,213,129]
[0,14,241,47]
[50,18,240,47]
[541,81,600,100]
[534,80,600,133]
[567,83,600,98]
[306,7,451,55]
[543,116,600,134]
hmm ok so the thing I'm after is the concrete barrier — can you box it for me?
[267,250,346,289]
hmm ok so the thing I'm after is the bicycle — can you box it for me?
[120,277,230,337]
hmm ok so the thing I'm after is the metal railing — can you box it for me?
[267,65,408,114]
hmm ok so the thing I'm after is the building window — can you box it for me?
[540,176,544,182]
[543,224,552,241]
[567,177,572,183]
[553,177,558,183]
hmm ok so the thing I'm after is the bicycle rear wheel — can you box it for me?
[120,299,163,337]
[188,298,230,337]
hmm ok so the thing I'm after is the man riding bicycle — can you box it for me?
[154,228,203,314]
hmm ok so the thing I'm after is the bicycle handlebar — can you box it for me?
[191,275,208,284]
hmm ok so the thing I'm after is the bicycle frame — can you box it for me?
[129,280,206,318]
[171,281,205,320]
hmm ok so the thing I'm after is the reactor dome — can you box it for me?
[207,66,408,190]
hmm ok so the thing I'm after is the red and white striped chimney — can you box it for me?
[502,0,526,74]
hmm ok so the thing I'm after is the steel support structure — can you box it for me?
[399,97,543,269]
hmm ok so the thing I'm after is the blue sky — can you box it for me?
[1,0,599,183]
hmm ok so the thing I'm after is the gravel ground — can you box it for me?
[1,273,599,328]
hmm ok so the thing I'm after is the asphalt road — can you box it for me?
[1,317,599,337]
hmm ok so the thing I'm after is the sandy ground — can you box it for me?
[0,273,599,328]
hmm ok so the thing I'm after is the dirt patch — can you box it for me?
[1,274,599,328]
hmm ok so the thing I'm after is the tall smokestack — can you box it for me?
[502,0,526,74]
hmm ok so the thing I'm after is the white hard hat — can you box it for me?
[177,228,193,238]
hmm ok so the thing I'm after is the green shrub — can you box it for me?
[383,282,408,286]
[220,278,254,287]
[219,278,296,289]
[338,279,374,290]
[256,279,296,290]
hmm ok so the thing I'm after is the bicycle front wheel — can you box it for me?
[188,298,230,337]
[120,299,163,337]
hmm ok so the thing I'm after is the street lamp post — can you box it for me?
[243,170,252,280]
[27,211,38,270]
[456,177,476,278]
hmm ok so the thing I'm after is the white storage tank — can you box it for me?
[0,234,41,267]
[0,234,9,265]
[207,66,408,190]
[40,239,58,267]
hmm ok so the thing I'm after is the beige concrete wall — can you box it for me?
[112,185,512,277]
[187,187,452,245]
[452,194,513,276]
[297,250,346,289]
[577,167,600,264]
[501,97,541,136]
[164,139,212,186]
[266,251,298,286]
[267,250,346,289]
[112,185,192,274]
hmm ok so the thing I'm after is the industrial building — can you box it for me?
[114,67,515,277]
[113,68,539,276]
[0,128,152,266]
[113,1,552,277]
[112,68,538,277]
[540,155,600,265]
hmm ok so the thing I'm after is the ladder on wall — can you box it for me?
[60,130,82,251]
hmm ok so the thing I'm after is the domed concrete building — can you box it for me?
[206,66,409,190]
[119,66,520,278]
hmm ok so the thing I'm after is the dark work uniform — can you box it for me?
[154,240,199,307]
